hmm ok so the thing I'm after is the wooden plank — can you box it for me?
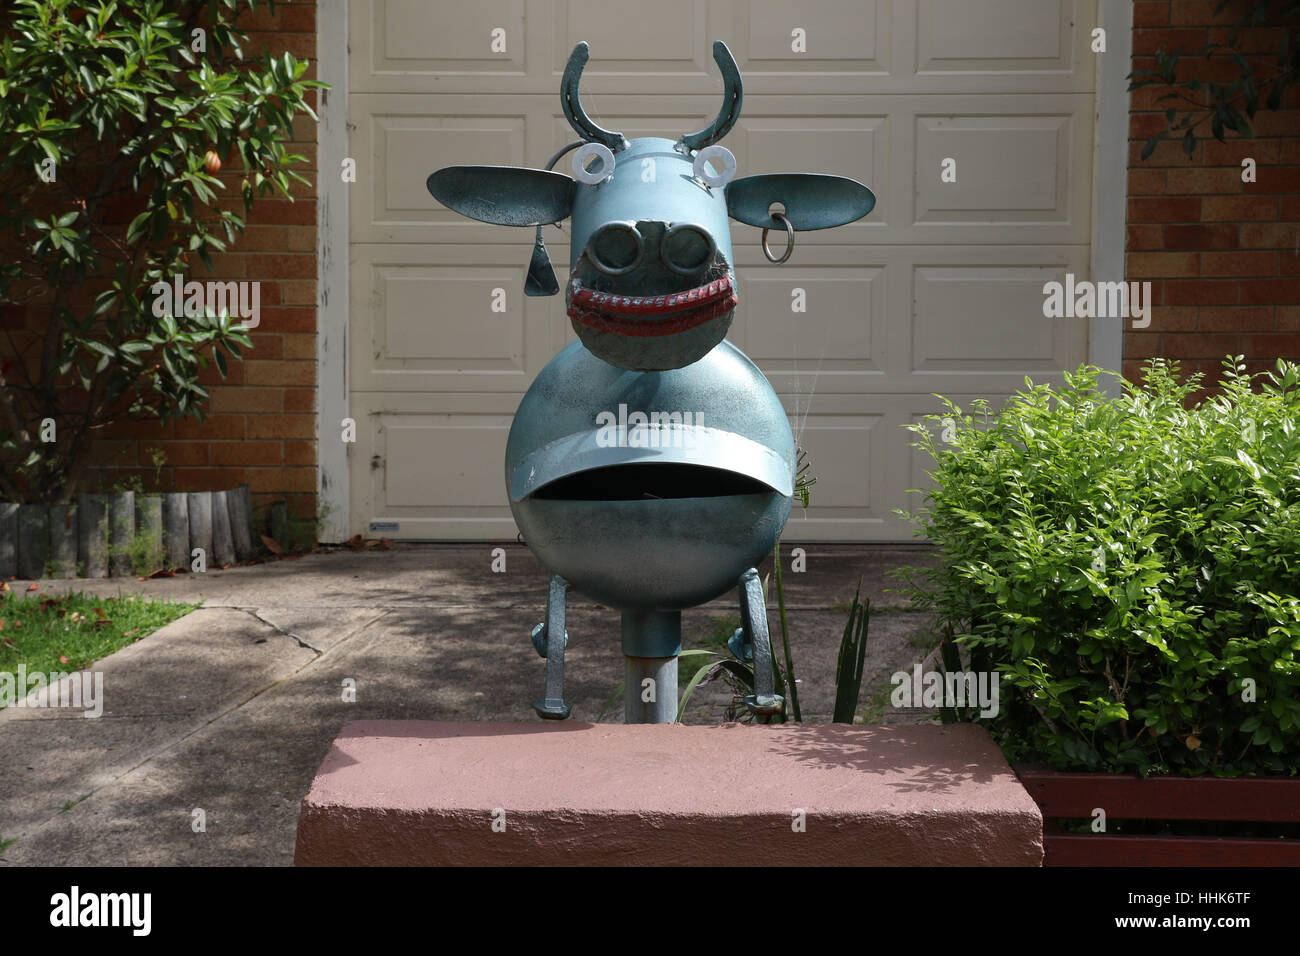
[1046,833,1300,867]
[77,494,108,578]
[0,502,18,579]
[48,503,78,578]
[162,493,189,570]
[16,504,49,580]
[106,490,135,577]
[210,490,235,567]
[1016,770,1300,822]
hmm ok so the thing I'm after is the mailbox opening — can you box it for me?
[530,462,773,501]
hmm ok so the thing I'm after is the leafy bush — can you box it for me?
[0,0,320,502]
[899,357,1300,776]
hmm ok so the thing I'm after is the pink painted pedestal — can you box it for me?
[294,721,1043,866]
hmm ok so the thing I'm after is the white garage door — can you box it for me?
[346,0,1097,540]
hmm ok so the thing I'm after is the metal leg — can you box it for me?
[621,610,681,724]
[532,575,571,719]
[738,568,784,721]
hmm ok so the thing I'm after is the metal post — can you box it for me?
[621,610,681,723]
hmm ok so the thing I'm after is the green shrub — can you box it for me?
[898,357,1300,776]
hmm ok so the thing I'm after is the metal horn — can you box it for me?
[678,41,743,151]
[561,42,629,153]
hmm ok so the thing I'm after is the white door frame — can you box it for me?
[316,0,1134,541]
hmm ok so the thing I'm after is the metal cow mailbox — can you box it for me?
[428,41,874,723]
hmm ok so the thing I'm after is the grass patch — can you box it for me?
[0,590,197,702]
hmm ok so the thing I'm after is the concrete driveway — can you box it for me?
[0,543,941,866]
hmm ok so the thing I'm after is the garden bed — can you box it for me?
[1015,766,1300,866]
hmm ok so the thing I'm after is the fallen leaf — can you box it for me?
[40,599,55,612]
[0,580,9,592]
[1186,734,1202,751]
[124,628,140,637]
[346,534,363,549]
[380,538,393,549]
[364,538,381,548]
[146,568,176,579]
[59,655,69,665]
[260,535,283,555]
[26,583,38,592]
[1,636,13,647]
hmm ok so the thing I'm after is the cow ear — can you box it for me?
[726,173,875,230]
[427,166,576,226]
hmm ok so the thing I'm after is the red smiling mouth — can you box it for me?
[567,275,738,337]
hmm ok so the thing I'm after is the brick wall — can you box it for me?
[95,1,319,524]
[1127,0,1300,394]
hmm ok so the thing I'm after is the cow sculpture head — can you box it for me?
[427,41,875,371]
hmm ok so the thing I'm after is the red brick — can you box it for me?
[1254,166,1300,193]
[246,253,316,279]
[1124,332,1163,359]
[1165,280,1239,305]
[1128,167,1167,195]
[283,334,317,360]
[1133,1,1170,27]
[171,467,246,489]
[1132,28,1209,56]
[246,414,315,439]
[1127,252,1199,278]
[257,306,317,333]
[1240,278,1300,305]
[1279,307,1300,330]
[245,333,284,359]
[1130,113,1170,140]
[1280,253,1300,275]
[1204,139,1281,166]
[213,441,284,467]
[1127,224,1165,250]
[245,467,317,494]
[1128,140,1204,166]
[1208,26,1294,54]
[1163,223,1239,249]
[172,414,247,440]
[1247,110,1300,138]
[1242,334,1300,359]
[1166,167,1244,194]
[1147,306,1199,331]
[1163,332,1242,358]
[1129,196,1201,222]
[1241,223,1300,248]
[1201,196,1279,221]
[1199,307,1275,332]
[1281,196,1300,220]
[1169,0,1239,26]
[252,200,316,226]
[236,226,292,252]
[279,281,317,306]
[140,441,209,467]
[1201,252,1277,276]
[283,389,315,412]
[246,360,314,387]
[284,441,317,467]
[210,387,283,413]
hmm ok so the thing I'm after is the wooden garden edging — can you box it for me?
[1015,766,1300,866]
[0,484,257,580]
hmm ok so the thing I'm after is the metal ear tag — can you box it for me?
[525,225,559,297]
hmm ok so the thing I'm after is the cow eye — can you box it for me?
[661,223,715,275]
[587,222,643,274]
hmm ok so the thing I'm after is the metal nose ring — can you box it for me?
[761,212,795,264]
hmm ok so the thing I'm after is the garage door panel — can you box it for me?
[740,268,884,375]
[554,0,711,66]
[351,244,569,392]
[913,266,1080,372]
[917,0,1071,73]
[734,0,888,74]
[351,0,528,90]
[915,114,1072,224]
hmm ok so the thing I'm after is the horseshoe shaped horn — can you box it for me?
[679,41,744,151]
[561,42,630,153]
[560,41,743,155]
